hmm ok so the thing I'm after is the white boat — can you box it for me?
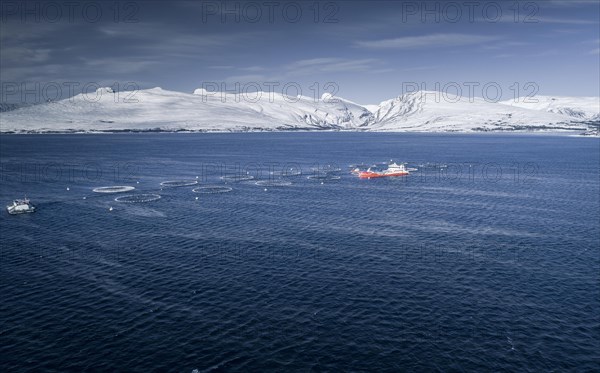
[6,198,36,215]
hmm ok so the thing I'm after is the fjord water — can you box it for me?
[1,133,598,371]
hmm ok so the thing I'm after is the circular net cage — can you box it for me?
[192,186,233,194]
[115,194,162,203]
[268,170,303,177]
[160,180,199,188]
[311,166,342,174]
[307,174,342,181]
[255,180,292,187]
[93,186,136,193]
[417,163,448,170]
[220,175,255,182]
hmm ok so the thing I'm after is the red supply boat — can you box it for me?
[356,162,410,179]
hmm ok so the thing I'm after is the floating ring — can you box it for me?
[115,194,161,203]
[255,180,292,187]
[193,186,233,194]
[93,186,136,193]
[160,180,199,188]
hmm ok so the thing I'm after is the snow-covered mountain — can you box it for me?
[368,91,583,132]
[0,87,596,134]
[500,96,600,122]
[191,88,374,130]
[0,87,373,133]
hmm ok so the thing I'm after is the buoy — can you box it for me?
[109,207,113,211]
[264,188,268,192]
[195,197,199,200]
[66,187,70,191]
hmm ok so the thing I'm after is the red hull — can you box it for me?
[358,171,409,179]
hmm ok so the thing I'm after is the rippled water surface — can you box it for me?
[1,133,599,371]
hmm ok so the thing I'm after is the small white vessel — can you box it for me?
[6,198,36,215]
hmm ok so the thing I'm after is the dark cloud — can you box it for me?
[0,0,598,103]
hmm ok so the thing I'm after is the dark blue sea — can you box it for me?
[1,133,599,372]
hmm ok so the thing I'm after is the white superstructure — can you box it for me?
[6,198,36,215]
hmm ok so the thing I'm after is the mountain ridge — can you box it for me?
[1,87,598,135]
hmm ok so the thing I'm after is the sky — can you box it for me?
[1,0,599,105]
